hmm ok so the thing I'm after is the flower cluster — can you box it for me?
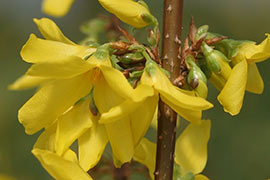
[10,0,270,180]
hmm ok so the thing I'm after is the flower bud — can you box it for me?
[201,42,231,80]
[98,0,156,28]
[196,25,209,41]
[130,70,144,78]
[197,58,212,79]
[186,56,208,98]
[119,52,144,64]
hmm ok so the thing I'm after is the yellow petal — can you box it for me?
[8,75,50,90]
[246,63,264,94]
[159,84,213,111]
[21,34,94,63]
[42,0,75,17]
[100,65,134,100]
[78,123,108,171]
[99,84,154,124]
[32,149,92,180]
[105,117,134,164]
[34,123,57,151]
[55,99,93,155]
[33,18,75,44]
[93,75,133,163]
[19,72,92,135]
[162,98,202,124]
[141,66,213,111]
[245,34,270,63]
[209,73,226,91]
[133,138,156,179]
[195,174,210,180]
[150,107,158,130]
[161,87,203,123]
[26,56,92,79]
[63,149,78,163]
[99,100,142,124]
[98,0,151,28]
[93,75,124,113]
[130,95,159,146]
[131,84,155,102]
[175,120,211,174]
[217,60,247,115]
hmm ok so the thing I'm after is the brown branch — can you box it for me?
[154,0,184,180]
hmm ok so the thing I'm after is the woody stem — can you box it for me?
[154,0,184,180]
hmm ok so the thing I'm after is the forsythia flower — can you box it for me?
[175,120,211,180]
[42,0,156,29]
[98,0,156,28]
[11,18,139,169]
[133,120,211,180]
[217,34,270,115]
[32,148,94,180]
[98,60,213,153]
[10,17,96,134]
[42,0,75,17]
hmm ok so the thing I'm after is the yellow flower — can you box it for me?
[41,0,156,29]
[98,0,156,28]
[133,120,211,180]
[133,138,156,179]
[175,120,211,180]
[98,59,213,150]
[32,148,93,180]
[140,60,213,123]
[33,97,108,172]
[217,34,270,115]
[42,0,75,17]
[11,18,138,167]
[95,59,212,170]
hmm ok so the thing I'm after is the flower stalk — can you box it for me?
[155,0,184,180]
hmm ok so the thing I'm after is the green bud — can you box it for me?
[197,58,212,79]
[145,60,156,76]
[186,56,208,98]
[119,52,144,64]
[186,55,207,84]
[196,25,209,41]
[201,42,231,74]
[194,79,208,99]
[110,55,124,71]
[130,70,144,78]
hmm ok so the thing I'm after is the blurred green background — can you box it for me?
[0,0,270,179]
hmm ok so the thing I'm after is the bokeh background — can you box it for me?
[0,0,270,179]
